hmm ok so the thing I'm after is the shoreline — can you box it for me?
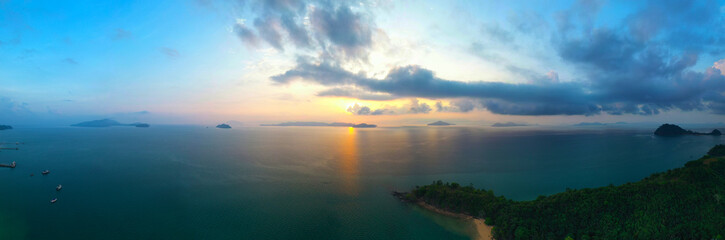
[393,191,493,240]
[415,201,494,240]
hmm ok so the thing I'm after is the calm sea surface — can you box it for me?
[1,126,723,239]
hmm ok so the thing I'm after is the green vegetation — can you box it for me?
[709,145,725,157]
[405,145,725,239]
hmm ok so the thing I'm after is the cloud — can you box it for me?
[346,99,432,115]
[16,49,36,60]
[280,14,311,48]
[317,87,396,101]
[469,41,503,62]
[0,97,32,122]
[132,110,150,115]
[63,58,78,65]
[573,122,606,126]
[480,22,515,44]
[113,28,132,40]
[714,59,725,74]
[436,99,478,113]
[550,0,725,115]
[272,55,725,115]
[407,99,432,114]
[491,122,529,127]
[254,17,284,50]
[159,47,180,58]
[310,4,373,59]
[506,66,560,84]
[273,61,601,115]
[234,0,375,60]
[265,0,725,116]
[625,0,720,45]
[234,23,261,47]
[347,103,370,115]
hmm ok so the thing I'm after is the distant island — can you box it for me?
[491,122,528,127]
[352,123,376,128]
[427,121,454,126]
[395,145,725,239]
[572,122,628,127]
[216,123,232,129]
[0,125,12,130]
[574,122,607,126]
[261,122,354,127]
[654,123,721,136]
[72,119,150,128]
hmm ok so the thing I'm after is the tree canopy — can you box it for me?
[407,145,725,239]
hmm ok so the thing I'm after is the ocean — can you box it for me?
[0,126,723,239]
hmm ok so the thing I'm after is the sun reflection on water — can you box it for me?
[338,127,359,196]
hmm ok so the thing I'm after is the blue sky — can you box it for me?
[1,0,725,126]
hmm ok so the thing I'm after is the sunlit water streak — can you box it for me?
[0,126,722,239]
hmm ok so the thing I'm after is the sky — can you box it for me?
[1,0,725,127]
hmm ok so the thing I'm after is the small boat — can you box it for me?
[50,198,58,203]
[56,185,62,191]
[41,170,50,175]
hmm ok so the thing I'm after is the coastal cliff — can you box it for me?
[397,145,725,239]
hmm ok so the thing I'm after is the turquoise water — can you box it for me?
[0,126,723,239]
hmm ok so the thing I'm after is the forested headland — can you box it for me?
[400,145,725,239]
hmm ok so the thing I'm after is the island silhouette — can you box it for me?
[654,124,721,136]
[427,121,454,126]
[72,119,150,128]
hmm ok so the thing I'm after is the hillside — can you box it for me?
[401,145,725,239]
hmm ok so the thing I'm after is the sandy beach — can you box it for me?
[416,201,494,240]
